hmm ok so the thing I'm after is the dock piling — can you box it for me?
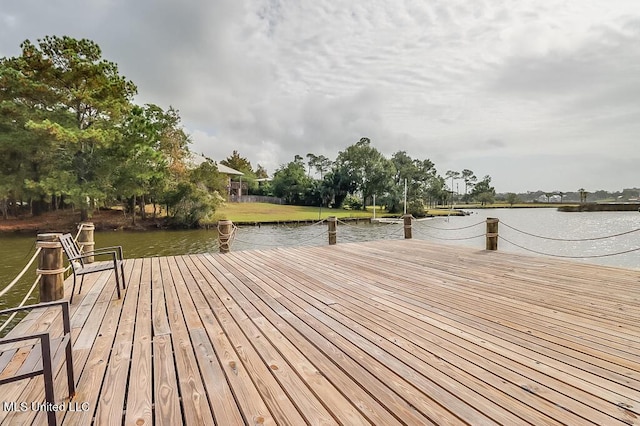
[486,218,499,250]
[403,215,413,239]
[328,216,337,245]
[36,233,65,301]
[218,220,233,253]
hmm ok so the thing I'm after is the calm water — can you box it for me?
[412,208,640,269]
[1,208,638,313]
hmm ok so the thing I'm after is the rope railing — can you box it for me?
[336,218,405,239]
[1,223,88,334]
[237,218,327,236]
[411,217,639,260]
[220,217,405,250]
[500,221,640,242]
[413,220,485,231]
[74,223,85,241]
[0,247,42,299]
[336,218,366,228]
[386,224,406,237]
[213,216,639,263]
[420,233,486,242]
[498,235,640,259]
[297,218,327,227]
[412,219,485,241]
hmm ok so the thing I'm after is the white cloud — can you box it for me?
[2,0,640,192]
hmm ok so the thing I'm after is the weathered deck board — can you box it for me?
[90,258,141,426]
[160,256,216,426]
[124,257,153,426]
[1,239,639,425]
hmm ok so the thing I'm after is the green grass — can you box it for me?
[426,208,466,216]
[210,203,393,223]
[209,201,575,223]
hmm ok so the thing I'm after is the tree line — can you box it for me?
[0,36,226,226]
[236,137,496,216]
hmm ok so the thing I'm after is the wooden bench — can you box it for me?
[59,233,126,304]
[0,301,75,426]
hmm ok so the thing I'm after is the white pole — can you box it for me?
[403,178,407,215]
[373,194,376,219]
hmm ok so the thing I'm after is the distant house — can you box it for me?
[536,194,562,203]
[218,163,245,198]
[188,153,244,199]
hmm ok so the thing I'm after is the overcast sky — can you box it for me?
[1,0,639,192]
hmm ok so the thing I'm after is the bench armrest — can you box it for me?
[0,301,71,334]
[85,245,124,260]
[0,332,49,346]
[68,250,118,263]
[0,300,70,317]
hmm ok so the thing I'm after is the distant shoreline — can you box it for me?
[2,202,637,235]
[557,203,640,212]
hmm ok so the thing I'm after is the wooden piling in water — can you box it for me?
[403,215,413,239]
[218,220,233,253]
[486,218,499,250]
[328,216,337,245]
[77,222,95,263]
[36,233,65,302]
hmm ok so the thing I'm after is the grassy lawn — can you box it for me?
[208,201,575,223]
[211,203,393,223]
[426,208,466,216]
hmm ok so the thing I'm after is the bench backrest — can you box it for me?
[59,234,83,266]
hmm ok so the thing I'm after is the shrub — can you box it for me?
[165,182,223,227]
[342,195,363,210]
[407,199,426,217]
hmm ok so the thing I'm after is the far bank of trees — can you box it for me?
[501,188,640,204]
[262,137,495,216]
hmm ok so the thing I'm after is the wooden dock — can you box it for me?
[1,239,639,425]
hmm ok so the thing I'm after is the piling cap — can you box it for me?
[36,233,62,248]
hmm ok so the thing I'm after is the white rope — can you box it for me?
[499,236,640,259]
[0,275,41,334]
[237,219,327,236]
[74,223,84,241]
[0,247,42,299]
[413,220,485,231]
[500,221,640,242]
[299,218,327,227]
[74,223,86,254]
